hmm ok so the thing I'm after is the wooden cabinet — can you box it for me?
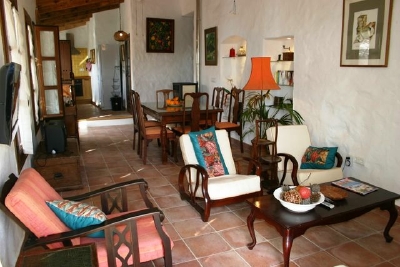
[75,77,92,104]
[34,138,81,191]
[35,26,63,119]
[64,105,79,143]
[59,40,73,83]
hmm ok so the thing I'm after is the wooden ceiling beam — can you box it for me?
[36,0,124,29]
[36,0,123,14]
[37,4,119,25]
[58,20,90,32]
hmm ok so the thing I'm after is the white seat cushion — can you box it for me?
[279,167,343,185]
[192,174,260,200]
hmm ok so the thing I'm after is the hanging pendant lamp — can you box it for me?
[114,5,129,41]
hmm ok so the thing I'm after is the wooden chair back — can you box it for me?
[211,87,225,121]
[156,89,174,108]
[183,92,209,132]
[226,87,245,124]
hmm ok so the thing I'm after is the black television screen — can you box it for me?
[0,62,21,145]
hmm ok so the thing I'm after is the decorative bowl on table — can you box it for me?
[273,186,325,213]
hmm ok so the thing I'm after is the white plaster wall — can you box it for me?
[0,1,35,266]
[129,0,194,102]
[200,0,400,197]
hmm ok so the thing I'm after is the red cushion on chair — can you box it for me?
[5,168,80,249]
[80,213,173,267]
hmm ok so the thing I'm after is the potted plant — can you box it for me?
[241,90,304,139]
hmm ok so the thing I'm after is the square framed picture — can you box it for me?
[204,27,217,66]
[146,18,174,53]
[340,0,393,67]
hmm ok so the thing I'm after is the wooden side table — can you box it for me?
[34,138,82,191]
[16,244,98,267]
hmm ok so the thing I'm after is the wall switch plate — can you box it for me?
[354,157,364,165]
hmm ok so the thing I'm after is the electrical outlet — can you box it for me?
[354,157,364,166]
[345,156,351,167]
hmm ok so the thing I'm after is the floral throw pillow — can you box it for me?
[188,127,228,177]
[46,200,106,238]
[300,146,338,169]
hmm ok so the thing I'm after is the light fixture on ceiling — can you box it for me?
[114,4,129,42]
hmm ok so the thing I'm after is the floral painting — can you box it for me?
[146,18,174,53]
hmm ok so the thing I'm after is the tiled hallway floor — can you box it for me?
[61,104,400,267]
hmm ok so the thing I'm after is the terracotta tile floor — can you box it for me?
[63,104,400,266]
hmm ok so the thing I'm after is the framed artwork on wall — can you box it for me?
[90,49,95,64]
[340,0,393,67]
[204,27,217,66]
[146,18,174,53]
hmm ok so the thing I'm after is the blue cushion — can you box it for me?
[300,146,338,169]
[188,127,228,177]
[46,200,106,238]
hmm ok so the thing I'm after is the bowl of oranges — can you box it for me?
[166,97,182,107]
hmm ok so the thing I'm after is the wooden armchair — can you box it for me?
[266,125,343,186]
[1,168,173,267]
[178,129,262,222]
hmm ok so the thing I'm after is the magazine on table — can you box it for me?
[332,177,378,195]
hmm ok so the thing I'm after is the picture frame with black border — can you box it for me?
[340,0,392,67]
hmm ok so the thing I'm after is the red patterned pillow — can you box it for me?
[188,127,228,177]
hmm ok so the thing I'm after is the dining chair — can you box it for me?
[134,91,176,164]
[130,90,160,154]
[211,87,226,122]
[200,87,226,128]
[215,87,245,153]
[172,92,210,161]
[156,89,174,108]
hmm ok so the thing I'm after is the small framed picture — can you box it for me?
[146,18,174,53]
[340,0,393,67]
[204,27,217,66]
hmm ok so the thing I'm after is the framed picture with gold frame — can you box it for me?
[340,0,393,67]
[90,49,95,64]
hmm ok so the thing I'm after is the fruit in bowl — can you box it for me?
[273,185,325,213]
[166,97,182,107]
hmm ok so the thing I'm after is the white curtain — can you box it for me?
[4,0,34,154]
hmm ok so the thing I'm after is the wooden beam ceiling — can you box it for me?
[36,0,124,31]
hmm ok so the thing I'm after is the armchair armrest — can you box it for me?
[66,179,153,214]
[23,207,169,248]
[335,152,343,167]
[178,164,210,199]
[277,153,299,185]
[278,152,344,186]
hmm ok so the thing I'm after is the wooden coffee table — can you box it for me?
[246,179,400,267]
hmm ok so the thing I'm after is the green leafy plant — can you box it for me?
[241,90,304,138]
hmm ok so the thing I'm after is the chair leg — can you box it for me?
[142,139,147,164]
[240,135,244,153]
[202,202,211,222]
[133,129,136,150]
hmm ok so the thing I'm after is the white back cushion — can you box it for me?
[267,125,311,169]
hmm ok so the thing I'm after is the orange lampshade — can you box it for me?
[243,57,280,91]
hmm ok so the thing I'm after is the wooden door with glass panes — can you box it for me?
[34,25,63,119]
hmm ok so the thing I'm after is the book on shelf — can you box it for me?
[332,177,378,195]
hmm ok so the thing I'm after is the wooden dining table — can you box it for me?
[141,102,223,164]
